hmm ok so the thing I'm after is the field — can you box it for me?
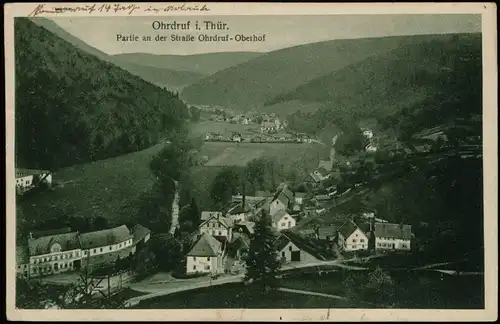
[18,143,166,226]
[189,121,260,138]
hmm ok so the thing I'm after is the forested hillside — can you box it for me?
[181,35,455,110]
[282,33,482,138]
[15,18,189,170]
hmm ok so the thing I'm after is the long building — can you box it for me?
[16,224,151,279]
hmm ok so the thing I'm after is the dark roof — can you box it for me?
[307,172,322,183]
[228,204,250,214]
[338,220,359,238]
[374,223,412,240]
[28,231,80,256]
[31,227,72,239]
[79,225,132,250]
[230,232,251,248]
[15,168,50,178]
[16,245,30,264]
[316,167,330,177]
[295,192,307,199]
[276,231,326,261]
[272,209,290,222]
[187,233,222,257]
[317,226,338,239]
[200,214,233,228]
[132,224,151,244]
[272,184,294,206]
[201,211,223,221]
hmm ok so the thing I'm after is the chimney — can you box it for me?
[242,182,246,211]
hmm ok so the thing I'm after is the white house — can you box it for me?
[186,233,225,275]
[199,212,233,242]
[373,223,412,251]
[79,225,136,270]
[272,210,296,231]
[337,220,369,252]
[232,133,242,142]
[27,230,83,277]
[276,231,324,263]
[226,204,250,223]
[365,143,378,153]
[294,192,307,206]
[15,168,52,195]
[270,186,294,216]
[362,129,374,139]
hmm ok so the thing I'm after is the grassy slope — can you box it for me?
[18,144,166,225]
[181,35,441,110]
[112,51,264,75]
[29,18,205,89]
[272,33,481,128]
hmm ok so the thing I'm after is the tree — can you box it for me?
[133,246,158,279]
[334,129,367,156]
[365,267,396,307]
[244,210,281,291]
[149,233,183,272]
[210,167,241,208]
[178,198,200,233]
[245,158,267,193]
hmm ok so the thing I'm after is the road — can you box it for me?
[124,260,366,307]
[277,287,347,300]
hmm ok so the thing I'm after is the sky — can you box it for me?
[50,14,481,55]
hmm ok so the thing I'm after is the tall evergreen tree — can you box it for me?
[244,210,281,291]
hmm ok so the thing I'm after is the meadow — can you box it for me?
[188,121,261,138]
[17,143,166,226]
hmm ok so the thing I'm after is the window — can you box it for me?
[109,246,112,251]
[100,248,103,252]
[205,265,210,270]
[282,251,285,257]
[352,245,357,249]
[193,257,196,261]
[281,223,286,227]
[288,221,291,227]
[218,231,221,236]
[193,265,197,270]
[360,239,365,243]
[352,239,357,243]
[93,249,96,253]
[289,246,293,252]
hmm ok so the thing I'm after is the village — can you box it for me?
[14,120,407,303]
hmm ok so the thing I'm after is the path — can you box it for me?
[169,180,180,235]
[125,274,244,307]
[277,287,347,300]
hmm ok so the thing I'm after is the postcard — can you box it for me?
[4,2,498,322]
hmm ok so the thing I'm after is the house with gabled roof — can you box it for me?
[373,223,412,251]
[272,209,296,231]
[199,211,233,242]
[132,224,152,248]
[27,230,82,277]
[276,230,326,263]
[270,184,294,216]
[15,168,52,195]
[337,220,369,252]
[186,233,225,274]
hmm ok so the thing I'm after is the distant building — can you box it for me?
[232,133,242,142]
[132,224,152,249]
[294,192,307,206]
[186,233,226,275]
[362,129,374,139]
[276,231,325,263]
[226,204,251,223]
[15,168,52,195]
[234,221,255,237]
[337,220,369,252]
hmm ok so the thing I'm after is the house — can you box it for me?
[365,143,378,153]
[232,133,242,142]
[242,117,249,125]
[228,232,251,261]
[313,194,332,206]
[79,225,135,270]
[260,121,276,133]
[313,167,331,181]
[186,233,226,275]
[226,204,251,223]
[16,245,30,278]
[15,168,52,195]
[27,230,82,277]
[234,221,255,236]
[272,210,296,231]
[132,224,152,248]
[276,231,325,263]
[294,192,307,206]
[373,223,412,251]
[337,220,369,252]
[205,133,212,141]
[362,129,374,139]
[316,225,338,242]
[270,185,294,216]
[199,212,233,242]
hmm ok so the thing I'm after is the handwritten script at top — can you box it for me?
[28,3,210,17]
